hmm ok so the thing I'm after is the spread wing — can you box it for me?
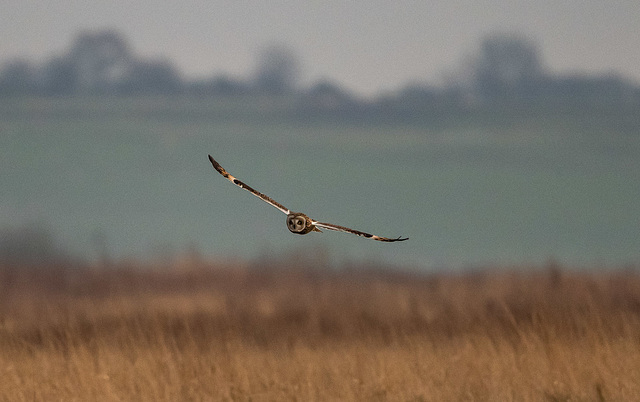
[208,155,290,215]
[312,220,408,242]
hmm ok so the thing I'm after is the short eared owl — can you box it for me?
[208,155,408,242]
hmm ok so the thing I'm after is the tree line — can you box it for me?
[1,30,639,112]
[0,30,305,97]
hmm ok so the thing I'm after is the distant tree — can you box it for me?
[396,84,440,105]
[254,44,300,95]
[307,80,352,100]
[0,224,68,265]
[301,80,356,110]
[35,29,185,96]
[41,56,76,95]
[124,59,182,94]
[305,80,356,108]
[473,33,545,101]
[548,74,636,106]
[0,60,35,95]
[188,76,249,97]
[69,30,133,94]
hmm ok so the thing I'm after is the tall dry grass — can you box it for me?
[1,259,640,401]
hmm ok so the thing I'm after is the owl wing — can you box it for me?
[312,220,408,242]
[208,155,291,215]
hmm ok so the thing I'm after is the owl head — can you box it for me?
[286,212,318,235]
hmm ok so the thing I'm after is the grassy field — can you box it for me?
[1,259,640,401]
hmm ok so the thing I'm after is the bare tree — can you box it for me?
[254,44,301,95]
[473,33,545,100]
[70,30,133,94]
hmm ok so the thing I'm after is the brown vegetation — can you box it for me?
[1,259,640,401]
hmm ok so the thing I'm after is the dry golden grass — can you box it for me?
[1,258,640,401]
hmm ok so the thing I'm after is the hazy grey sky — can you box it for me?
[2,1,640,95]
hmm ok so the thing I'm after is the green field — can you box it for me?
[1,97,639,267]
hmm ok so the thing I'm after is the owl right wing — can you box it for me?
[312,220,409,242]
[208,155,291,215]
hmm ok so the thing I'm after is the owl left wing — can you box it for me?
[312,220,408,242]
[208,155,291,215]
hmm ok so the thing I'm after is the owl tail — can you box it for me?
[312,226,323,233]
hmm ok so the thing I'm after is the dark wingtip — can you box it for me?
[208,154,222,170]
[378,235,409,242]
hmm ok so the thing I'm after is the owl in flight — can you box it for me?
[208,155,408,242]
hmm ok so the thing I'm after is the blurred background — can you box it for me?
[1,1,639,270]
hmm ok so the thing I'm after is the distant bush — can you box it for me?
[0,223,72,265]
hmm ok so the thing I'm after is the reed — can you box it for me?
[1,260,639,400]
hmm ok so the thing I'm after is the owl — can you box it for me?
[208,155,408,242]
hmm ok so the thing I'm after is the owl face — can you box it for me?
[287,212,315,235]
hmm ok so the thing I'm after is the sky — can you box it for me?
[2,1,640,96]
